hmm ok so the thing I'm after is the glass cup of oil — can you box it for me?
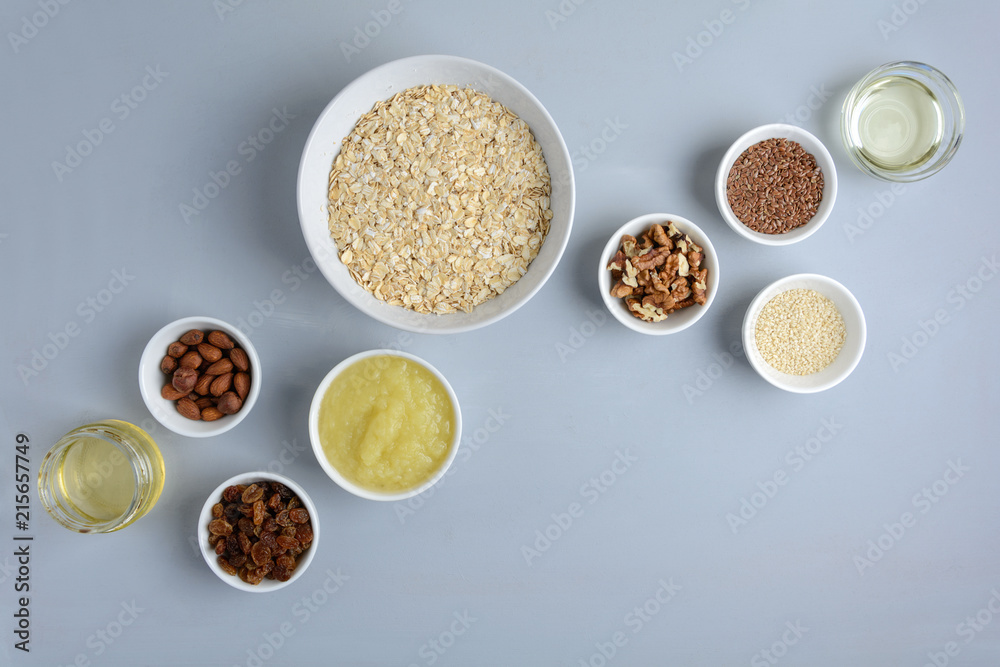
[841,61,964,182]
[38,420,165,533]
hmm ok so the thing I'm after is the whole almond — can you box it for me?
[234,372,251,400]
[160,355,178,374]
[207,330,235,350]
[167,341,188,358]
[177,397,201,421]
[229,347,250,372]
[201,406,224,422]
[197,343,223,363]
[210,372,233,397]
[195,396,215,409]
[217,391,243,415]
[161,383,188,401]
[194,373,214,396]
[179,330,204,346]
[179,350,203,369]
[205,358,233,376]
[172,367,198,393]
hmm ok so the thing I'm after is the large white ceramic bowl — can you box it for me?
[308,349,462,501]
[197,472,319,593]
[716,123,838,246]
[598,213,719,335]
[742,273,866,393]
[297,55,575,334]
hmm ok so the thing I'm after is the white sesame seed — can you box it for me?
[755,288,846,375]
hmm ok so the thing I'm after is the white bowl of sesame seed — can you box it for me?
[716,124,838,246]
[742,273,866,393]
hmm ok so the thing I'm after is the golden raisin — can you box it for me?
[276,535,298,551]
[251,541,271,566]
[260,531,279,552]
[217,557,237,576]
[208,519,232,536]
[253,500,265,526]
[295,524,313,544]
[241,483,263,504]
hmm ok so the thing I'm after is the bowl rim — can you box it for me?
[741,273,867,393]
[715,123,838,246]
[197,471,320,593]
[839,60,965,183]
[307,348,463,501]
[138,316,261,438]
[296,53,575,334]
[597,213,719,335]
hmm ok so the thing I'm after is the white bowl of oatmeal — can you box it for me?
[297,55,575,334]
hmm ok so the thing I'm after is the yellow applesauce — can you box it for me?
[318,355,455,492]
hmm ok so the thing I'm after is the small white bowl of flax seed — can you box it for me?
[716,124,838,246]
[742,273,866,393]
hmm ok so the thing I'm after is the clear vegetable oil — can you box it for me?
[852,75,943,171]
[39,420,165,532]
[57,436,136,521]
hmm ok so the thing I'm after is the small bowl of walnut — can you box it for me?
[198,472,319,592]
[598,213,719,335]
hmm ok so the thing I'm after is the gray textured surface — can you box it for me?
[2,1,999,665]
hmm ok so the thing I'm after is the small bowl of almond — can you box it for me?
[598,213,719,335]
[138,316,261,438]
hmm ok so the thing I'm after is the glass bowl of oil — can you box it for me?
[37,420,165,533]
[841,61,964,182]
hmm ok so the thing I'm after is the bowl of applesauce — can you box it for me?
[308,350,462,501]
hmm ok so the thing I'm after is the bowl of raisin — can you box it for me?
[198,472,319,592]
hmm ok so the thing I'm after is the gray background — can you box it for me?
[2,1,999,665]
